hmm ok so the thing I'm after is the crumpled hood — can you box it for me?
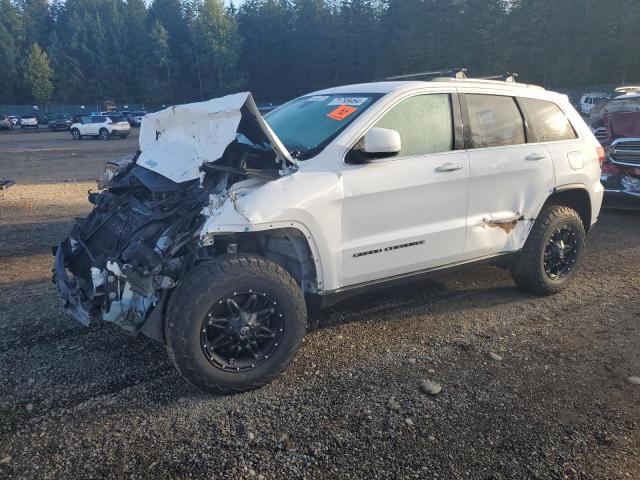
[137,92,294,184]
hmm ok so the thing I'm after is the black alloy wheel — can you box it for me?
[200,290,285,372]
[543,225,578,280]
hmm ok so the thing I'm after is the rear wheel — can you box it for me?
[510,205,585,295]
[99,128,110,141]
[165,255,307,394]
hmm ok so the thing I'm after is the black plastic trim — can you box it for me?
[306,252,516,311]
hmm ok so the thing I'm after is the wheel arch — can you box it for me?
[543,186,592,232]
[203,226,322,296]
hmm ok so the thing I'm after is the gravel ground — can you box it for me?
[1,130,639,479]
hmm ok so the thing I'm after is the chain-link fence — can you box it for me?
[0,103,167,116]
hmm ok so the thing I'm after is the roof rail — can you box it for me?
[379,67,468,82]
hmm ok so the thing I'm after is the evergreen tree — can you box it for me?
[193,0,244,97]
[0,0,20,103]
[24,42,53,104]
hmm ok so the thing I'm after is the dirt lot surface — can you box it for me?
[1,129,639,479]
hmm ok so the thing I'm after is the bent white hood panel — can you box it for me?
[138,92,293,184]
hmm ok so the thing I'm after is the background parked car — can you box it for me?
[8,115,19,126]
[37,114,49,125]
[0,114,13,130]
[580,92,609,114]
[596,111,640,208]
[129,110,147,127]
[590,93,640,127]
[20,114,38,129]
[48,114,72,131]
[70,115,131,140]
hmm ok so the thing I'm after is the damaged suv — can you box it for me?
[54,80,603,393]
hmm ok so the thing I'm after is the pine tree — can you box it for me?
[24,43,54,104]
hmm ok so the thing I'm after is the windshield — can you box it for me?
[265,93,383,159]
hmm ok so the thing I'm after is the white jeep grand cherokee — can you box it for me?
[54,77,604,393]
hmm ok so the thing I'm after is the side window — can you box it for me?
[81,116,91,124]
[518,97,577,142]
[373,94,453,157]
[466,94,525,149]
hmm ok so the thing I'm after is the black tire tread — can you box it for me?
[510,205,585,296]
[165,254,306,394]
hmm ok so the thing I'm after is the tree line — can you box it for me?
[1,0,639,106]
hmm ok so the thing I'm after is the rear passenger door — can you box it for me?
[461,92,555,259]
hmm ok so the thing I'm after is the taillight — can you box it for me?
[596,146,605,167]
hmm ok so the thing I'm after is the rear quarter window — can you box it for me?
[519,98,577,142]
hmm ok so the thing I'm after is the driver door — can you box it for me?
[340,93,470,287]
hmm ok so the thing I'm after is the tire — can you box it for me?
[510,205,585,295]
[99,128,110,141]
[71,128,81,140]
[165,255,307,394]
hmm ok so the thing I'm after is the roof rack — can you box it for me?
[380,67,468,82]
[479,72,519,83]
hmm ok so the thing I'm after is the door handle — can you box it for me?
[525,153,547,161]
[435,162,464,172]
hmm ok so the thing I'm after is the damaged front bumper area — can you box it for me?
[53,236,93,326]
[51,175,206,339]
[52,92,294,340]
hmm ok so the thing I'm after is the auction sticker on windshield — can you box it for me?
[327,105,357,121]
[328,97,369,106]
[307,95,330,102]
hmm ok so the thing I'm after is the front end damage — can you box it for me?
[601,137,640,208]
[52,93,296,340]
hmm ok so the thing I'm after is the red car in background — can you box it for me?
[598,111,640,207]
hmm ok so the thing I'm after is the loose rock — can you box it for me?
[405,418,414,426]
[626,376,640,385]
[419,380,442,395]
[489,352,503,362]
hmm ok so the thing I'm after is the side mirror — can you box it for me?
[346,127,401,164]
[363,127,402,156]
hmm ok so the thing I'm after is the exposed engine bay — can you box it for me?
[53,93,298,340]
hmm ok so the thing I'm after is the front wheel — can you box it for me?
[99,128,110,141]
[510,205,585,295]
[165,255,307,394]
[71,128,81,140]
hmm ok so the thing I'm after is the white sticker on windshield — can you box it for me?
[328,97,369,106]
[308,95,330,102]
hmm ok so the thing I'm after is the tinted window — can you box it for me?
[374,94,453,157]
[466,94,525,148]
[93,116,106,123]
[519,97,577,142]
